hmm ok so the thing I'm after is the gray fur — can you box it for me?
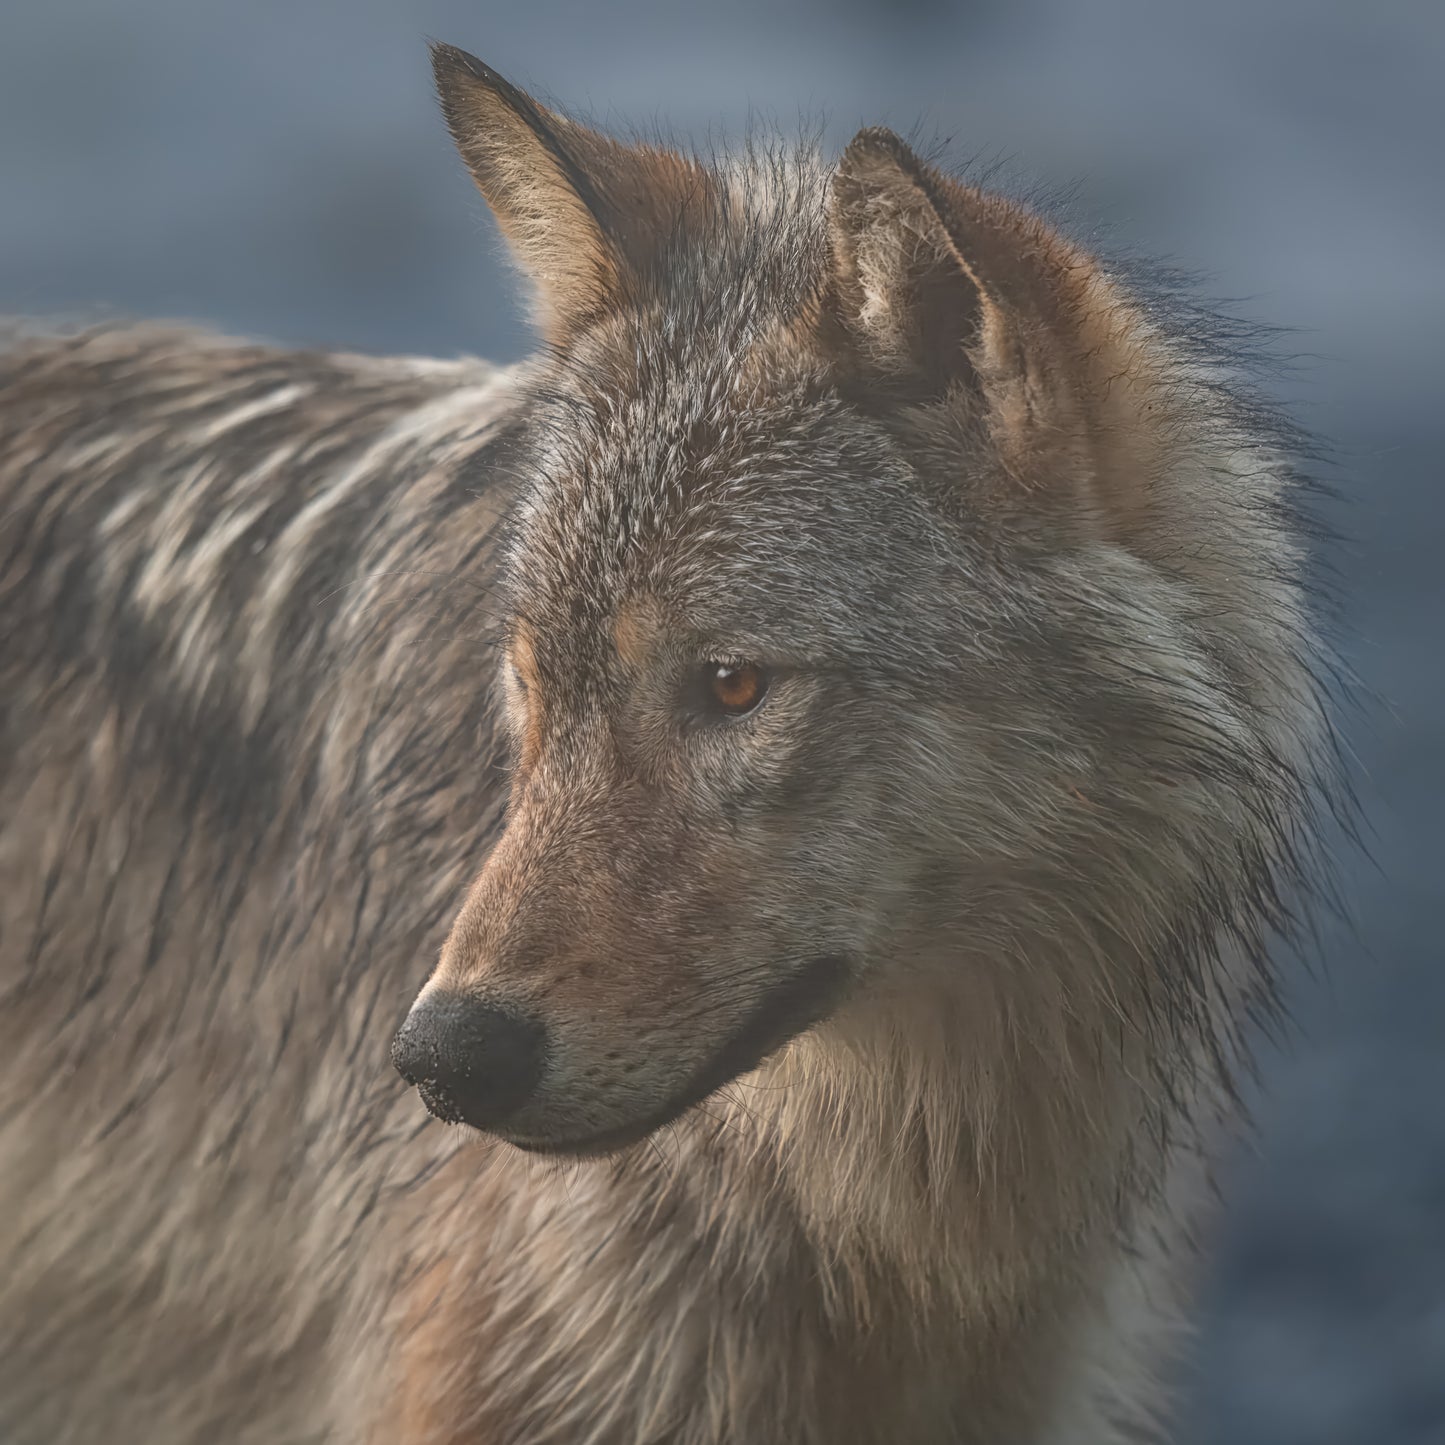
[0,48,1340,1445]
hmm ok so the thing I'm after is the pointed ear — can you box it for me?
[824,129,1090,484]
[430,44,714,345]
[826,128,1004,395]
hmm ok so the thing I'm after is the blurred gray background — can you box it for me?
[2,1,1440,1440]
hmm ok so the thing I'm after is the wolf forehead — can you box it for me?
[504,335,943,658]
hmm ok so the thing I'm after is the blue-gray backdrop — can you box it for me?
[2,3,1440,1440]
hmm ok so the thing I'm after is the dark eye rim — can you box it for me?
[697,659,770,719]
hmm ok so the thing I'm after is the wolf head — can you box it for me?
[392,45,1322,1157]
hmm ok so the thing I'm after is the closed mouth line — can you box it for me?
[508,953,851,1157]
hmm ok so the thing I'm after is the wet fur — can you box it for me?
[0,46,1340,1445]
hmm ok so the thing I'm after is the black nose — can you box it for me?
[391,992,545,1130]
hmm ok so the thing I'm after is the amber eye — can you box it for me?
[702,660,768,717]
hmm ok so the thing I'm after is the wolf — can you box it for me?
[0,40,1339,1445]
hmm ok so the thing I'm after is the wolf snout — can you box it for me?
[391,991,546,1131]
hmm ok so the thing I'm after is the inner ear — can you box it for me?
[825,127,999,401]
[431,43,716,344]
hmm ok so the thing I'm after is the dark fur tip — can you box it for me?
[428,41,534,119]
[839,126,916,173]
[835,126,945,222]
[428,41,490,85]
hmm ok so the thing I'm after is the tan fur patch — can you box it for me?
[611,595,657,671]
[507,623,545,772]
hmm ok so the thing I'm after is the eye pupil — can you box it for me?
[706,661,766,715]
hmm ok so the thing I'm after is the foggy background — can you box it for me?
[2,2,1440,1440]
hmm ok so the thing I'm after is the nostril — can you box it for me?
[391,992,545,1132]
